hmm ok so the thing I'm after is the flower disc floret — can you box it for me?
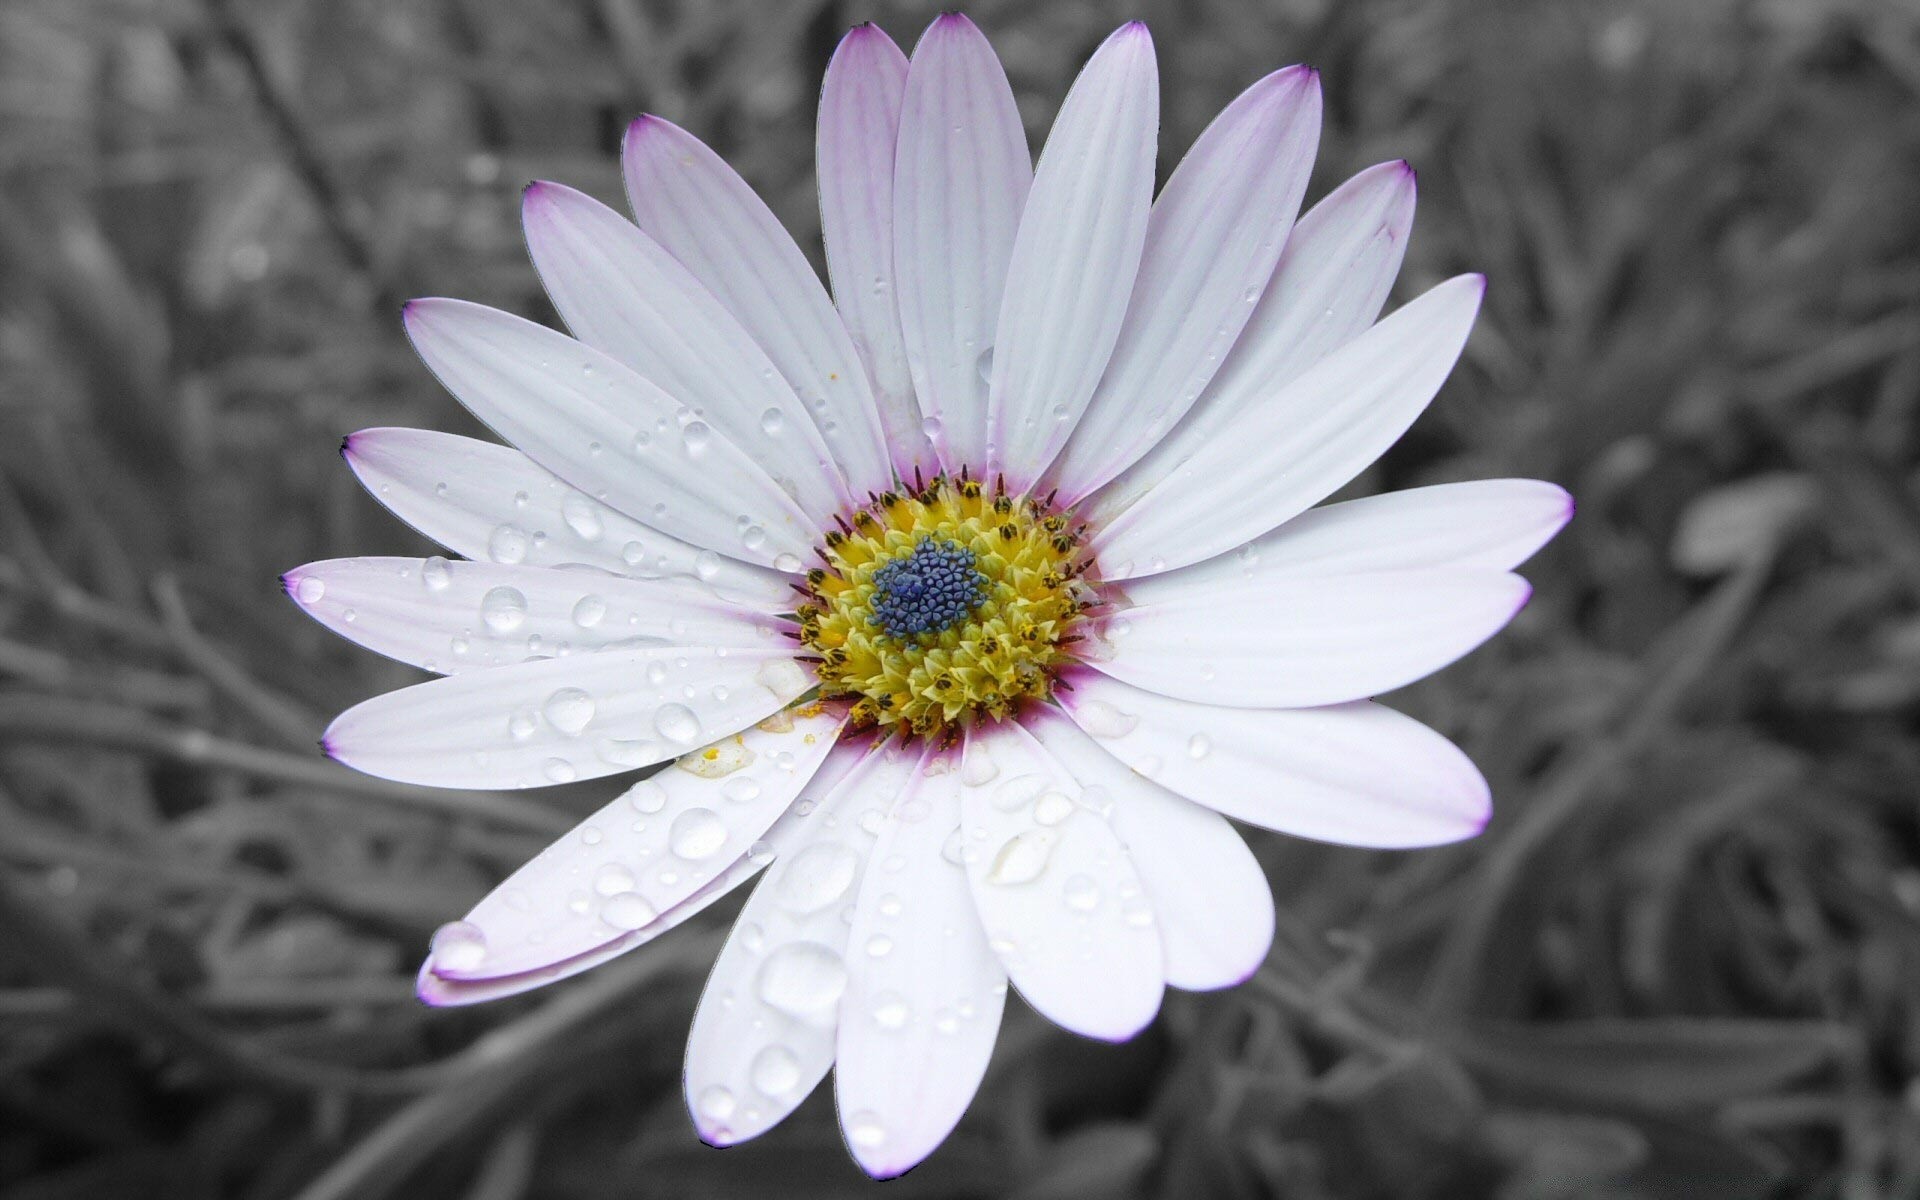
[798,476,1090,739]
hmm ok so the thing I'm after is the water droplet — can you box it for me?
[293,576,325,604]
[421,556,452,592]
[692,551,721,581]
[594,864,636,895]
[864,934,893,958]
[627,779,669,813]
[488,524,529,564]
[480,586,528,633]
[986,830,1057,885]
[669,808,728,859]
[749,1044,802,1096]
[846,1110,886,1149]
[878,893,903,918]
[759,407,785,435]
[428,921,487,973]
[940,828,968,866]
[1033,790,1075,826]
[543,687,595,736]
[740,524,767,552]
[1187,733,1211,760]
[1075,699,1138,739]
[507,707,539,741]
[746,839,777,866]
[992,774,1047,812]
[697,1084,737,1121]
[543,758,578,784]
[682,421,713,459]
[570,594,607,628]
[870,991,909,1029]
[723,776,762,804]
[960,742,999,786]
[755,658,811,701]
[756,941,847,1022]
[772,552,802,573]
[602,891,658,930]
[777,843,859,913]
[653,703,701,745]
[561,494,604,541]
[1063,873,1101,911]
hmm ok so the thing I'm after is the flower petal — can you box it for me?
[341,428,789,608]
[958,721,1162,1041]
[1027,710,1273,990]
[818,24,926,478]
[522,182,848,520]
[1133,480,1573,600]
[894,13,1031,475]
[322,647,815,789]
[1096,567,1530,708]
[621,115,893,497]
[282,557,782,675]
[1091,160,1418,524]
[988,22,1157,495]
[403,299,814,569]
[1060,671,1490,848]
[420,706,848,987]
[1048,65,1321,502]
[836,751,1005,1178]
[683,740,918,1147]
[1092,274,1486,578]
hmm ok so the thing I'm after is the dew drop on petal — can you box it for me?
[571,594,607,628]
[420,556,452,592]
[1188,733,1212,760]
[1063,873,1101,912]
[697,1084,737,1121]
[543,758,578,784]
[594,863,636,896]
[723,776,762,804]
[986,830,1057,886]
[776,843,859,914]
[669,808,727,860]
[693,551,721,581]
[601,891,658,930]
[749,1044,801,1096]
[864,934,893,959]
[294,576,325,604]
[543,687,595,736]
[653,703,702,745]
[870,991,909,1029]
[756,942,847,1022]
[846,1110,886,1150]
[507,707,539,741]
[488,524,530,564]
[772,552,802,573]
[561,494,604,541]
[992,774,1047,813]
[1032,790,1075,826]
[759,407,785,435]
[1075,699,1138,739]
[626,779,669,814]
[755,658,811,702]
[428,921,488,973]
[480,586,528,633]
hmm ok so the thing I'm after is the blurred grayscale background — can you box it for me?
[2,0,1918,1197]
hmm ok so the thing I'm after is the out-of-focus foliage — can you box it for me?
[2,0,1917,1197]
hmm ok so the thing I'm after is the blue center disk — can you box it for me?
[869,536,989,643]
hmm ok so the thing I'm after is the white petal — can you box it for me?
[523,182,848,520]
[322,646,816,789]
[988,23,1157,494]
[621,116,893,497]
[1129,480,1574,601]
[1097,567,1530,708]
[684,740,919,1146]
[420,707,847,987]
[894,13,1031,475]
[1061,672,1490,848]
[341,428,789,609]
[1049,65,1320,502]
[283,557,782,675]
[818,25,926,478]
[957,721,1162,1041]
[1093,274,1486,577]
[403,300,815,569]
[836,751,1005,1178]
[1027,710,1273,990]
[1091,160,1417,524]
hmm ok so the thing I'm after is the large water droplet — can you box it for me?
[480,586,528,633]
[723,776,762,804]
[1032,790,1075,826]
[654,703,701,745]
[846,1110,886,1149]
[750,1044,802,1096]
[293,575,326,604]
[571,594,607,628]
[421,556,452,592]
[756,941,847,1022]
[870,991,909,1029]
[602,891,657,930]
[543,687,595,736]
[488,524,530,564]
[693,551,721,581]
[1075,699,1138,739]
[777,843,859,913]
[986,830,1057,885]
[759,407,785,436]
[626,779,669,814]
[560,494,604,541]
[428,921,488,973]
[682,420,713,458]
[542,757,578,784]
[992,774,1047,813]
[755,658,811,701]
[697,1084,737,1121]
[669,808,728,860]
[1187,733,1211,760]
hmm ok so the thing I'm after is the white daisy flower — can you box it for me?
[285,15,1570,1178]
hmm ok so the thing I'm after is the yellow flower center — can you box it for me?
[797,476,1092,741]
